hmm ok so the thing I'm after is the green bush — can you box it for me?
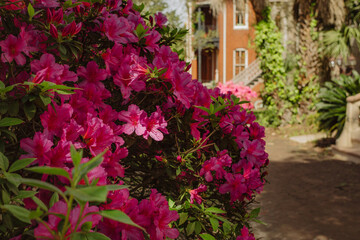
[317,71,360,137]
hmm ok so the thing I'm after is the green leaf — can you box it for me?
[8,158,36,173]
[23,102,36,121]
[105,185,128,191]
[1,204,31,224]
[39,95,51,106]
[194,105,210,114]
[0,152,9,171]
[200,233,216,240]
[71,232,111,240]
[70,145,82,167]
[29,207,43,219]
[209,218,219,231]
[31,196,48,211]
[249,207,260,219]
[27,3,35,20]
[26,166,71,180]
[178,212,188,226]
[223,221,231,234]
[135,23,149,39]
[2,190,10,204]
[194,221,202,235]
[49,192,59,208]
[0,81,4,89]
[186,221,195,235]
[7,101,19,116]
[0,102,8,114]
[98,210,145,231]
[0,117,24,127]
[66,186,107,203]
[76,149,107,184]
[14,190,37,200]
[3,172,21,187]
[21,178,66,200]
[205,207,226,214]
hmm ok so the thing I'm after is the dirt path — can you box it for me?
[252,131,360,240]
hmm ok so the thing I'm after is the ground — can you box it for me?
[252,129,360,240]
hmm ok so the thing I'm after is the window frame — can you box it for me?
[233,0,249,30]
[233,48,248,77]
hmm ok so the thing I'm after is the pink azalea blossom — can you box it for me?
[236,226,256,240]
[142,106,168,141]
[119,104,147,136]
[240,139,266,167]
[0,34,28,65]
[20,132,53,166]
[219,173,247,202]
[41,103,73,137]
[145,29,161,52]
[78,61,108,87]
[189,184,207,204]
[154,12,167,28]
[103,14,136,43]
[30,53,64,83]
[34,201,100,238]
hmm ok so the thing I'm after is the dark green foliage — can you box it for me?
[317,71,360,137]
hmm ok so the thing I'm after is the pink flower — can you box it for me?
[219,173,247,202]
[62,21,82,37]
[240,139,266,167]
[119,104,147,136]
[41,103,73,137]
[236,226,255,240]
[30,53,64,83]
[20,132,53,166]
[142,106,168,141]
[155,12,167,28]
[200,150,232,182]
[34,201,100,238]
[103,14,136,43]
[1,0,25,10]
[82,114,120,155]
[189,184,207,204]
[0,34,28,65]
[78,61,108,86]
[145,29,161,52]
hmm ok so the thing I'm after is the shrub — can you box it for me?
[217,81,258,109]
[0,0,268,239]
[317,71,360,137]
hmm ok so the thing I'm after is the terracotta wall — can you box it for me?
[217,0,257,83]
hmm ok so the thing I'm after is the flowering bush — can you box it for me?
[0,0,268,239]
[217,81,258,109]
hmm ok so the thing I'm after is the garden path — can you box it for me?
[252,130,360,240]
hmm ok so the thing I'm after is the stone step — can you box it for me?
[332,145,360,164]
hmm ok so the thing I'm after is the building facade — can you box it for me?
[187,0,258,85]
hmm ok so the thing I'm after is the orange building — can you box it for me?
[186,0,261,87]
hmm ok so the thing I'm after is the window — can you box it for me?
[234,0,248,29]
[233,48,248,76]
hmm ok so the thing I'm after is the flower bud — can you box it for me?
[49,24,58,39]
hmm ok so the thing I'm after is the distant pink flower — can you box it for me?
[102,147,127,178]
[200,150,232,182]
[219,173,247,202]
[0,34,28,65]
[189,184,207,204]
[119,104,146,136]
[34,0,60,8]
[236,226,255,240]
[34,201,100,238]
[78,61,108,86]
[240,139,266,167]
[144,189,179,240]
[155,12,167,28]
[62,21,82,37]
[41,103,73,137]
[142,106,168,141]
[103,14,136,43]
[145,29,161,52]
[31,53,64,83]
[2,0,25,10]
[20,132,53,166]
